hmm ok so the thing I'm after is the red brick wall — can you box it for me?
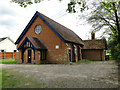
[68,44,82,62]
[82,49,105,61]
[34,50,40,64]
[71,44,75,62]
[23,49,27,63]
[17,16,68,64]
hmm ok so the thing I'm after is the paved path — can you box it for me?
[2,60,118,88]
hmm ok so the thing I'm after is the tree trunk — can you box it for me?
[113,3,120,44]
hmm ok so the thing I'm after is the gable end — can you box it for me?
[15,11,66,44]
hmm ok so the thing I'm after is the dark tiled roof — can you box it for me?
[83,39,107,49]
[0,37,7,42]
[27,37,47,50]
[15,11,84,46]
[39,12,84,45]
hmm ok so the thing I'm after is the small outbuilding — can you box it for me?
[82,33,107,61]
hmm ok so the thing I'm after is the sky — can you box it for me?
[0,0,106,42]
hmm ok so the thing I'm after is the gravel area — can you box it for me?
[2,60,118,88]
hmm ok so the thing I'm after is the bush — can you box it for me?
[108,36,120,60]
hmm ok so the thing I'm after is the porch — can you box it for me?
[16,37,47,64]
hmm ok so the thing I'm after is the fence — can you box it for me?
[0,52,16,59]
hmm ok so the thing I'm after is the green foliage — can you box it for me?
[67,1,76,13]
[10,0,33,8]
[0,71,2,90]
[67,0,88,13]
[66,1,120,43]
[88,1,120,44]
[1,59,18,64]
[108,36,120,60]
[77,59,94,64]
[10,0,62,8]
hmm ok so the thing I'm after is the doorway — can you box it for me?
[69,49,71,62]
[27,49,32,63]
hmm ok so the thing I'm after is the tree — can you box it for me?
[108,34,120,60]
[87,1,120,43]
[10,0,62,8]
[67,0,120,43]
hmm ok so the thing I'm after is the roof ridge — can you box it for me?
[38,12,74,32]
[16,11,84,45]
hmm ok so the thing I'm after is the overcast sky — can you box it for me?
[0,0,106,42]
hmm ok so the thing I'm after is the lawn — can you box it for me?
[0,71,2,90]
[0,59,18,64]
[2,70,48,88]
[1,59,48,88]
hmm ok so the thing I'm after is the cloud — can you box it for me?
[0,19,16,27]
[0,8,17,16]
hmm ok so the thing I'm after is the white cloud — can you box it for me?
[0,0,105,43]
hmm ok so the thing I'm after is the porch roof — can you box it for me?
[18,37,47,50]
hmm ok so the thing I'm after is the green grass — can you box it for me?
[77,59,94,64]
[0,59,18,64]
[0,71,2,89]
[2,70,48,88]
[2,70,19,88]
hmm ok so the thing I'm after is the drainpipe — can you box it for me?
[13,51,14,59]
[4,51,5,60]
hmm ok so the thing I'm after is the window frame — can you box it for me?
[35,25,42,35]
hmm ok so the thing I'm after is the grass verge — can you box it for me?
[2,70,19,88]
[2,70,48,88]
[77,59,94,64]
[0,70,2,89]
[1,59,18,64]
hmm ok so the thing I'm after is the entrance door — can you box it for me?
[27,49,32,63]
[69,49,71,62]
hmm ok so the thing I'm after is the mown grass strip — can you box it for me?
[0,59,18,64]
[77,59,94,64]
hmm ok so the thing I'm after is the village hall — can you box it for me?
[15,11,106,64]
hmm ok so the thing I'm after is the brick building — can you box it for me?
[15,11,84,64]
[15,11,106,64]
[82,39,107,61]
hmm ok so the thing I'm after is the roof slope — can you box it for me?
[38,12,84,45]
[15,11,84,45]
[0,37,7,42]
[18,37,47,50]
[27,37,47,50]
[83,39,107,49]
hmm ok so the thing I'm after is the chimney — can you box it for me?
[91,32,95,40]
